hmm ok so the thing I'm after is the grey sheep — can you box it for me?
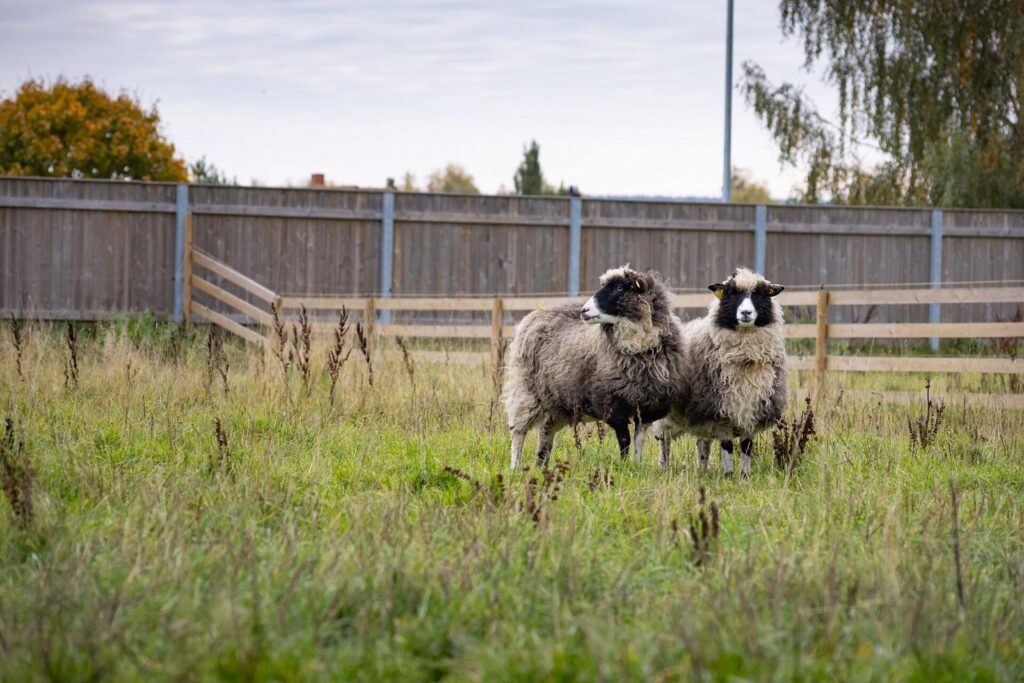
[503,266,687,468]
[650,268,787,477]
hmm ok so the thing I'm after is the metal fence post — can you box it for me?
[172,183,189,323]
[568,196,582,296]
[929,209,943,352]
[754,204,767,274]
[379,191,395,324]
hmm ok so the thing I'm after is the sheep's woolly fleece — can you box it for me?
[599,265,631,286]
[725,267,765,292]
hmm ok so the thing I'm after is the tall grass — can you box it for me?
[0,321,1022,681]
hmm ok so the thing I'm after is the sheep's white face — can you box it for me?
[736,296,757,327]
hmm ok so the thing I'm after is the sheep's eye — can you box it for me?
[615,282,625,291]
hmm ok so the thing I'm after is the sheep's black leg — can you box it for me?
[612,423,631,459]
[739,437,754,478]
[720,440,734,477]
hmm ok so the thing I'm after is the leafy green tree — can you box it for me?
[189,156,234,185]
[0,77,187,181]
[513,140,545,195]
[426,164,479,193]
[512,140,570,196]
[741,1,1024,208]
[730,167,773,204]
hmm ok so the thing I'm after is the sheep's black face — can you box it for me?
[709,274,784,331]
[581,268,651,325]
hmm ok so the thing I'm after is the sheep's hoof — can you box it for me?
[723,471,734,479]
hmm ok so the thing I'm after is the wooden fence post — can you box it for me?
[181,212,194,322]
[363,298,376,343]
[491,297,504,374]
[814,289,829,401]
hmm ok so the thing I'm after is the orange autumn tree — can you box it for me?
[0,78,187,181]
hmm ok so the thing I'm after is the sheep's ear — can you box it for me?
[708,283,726,299]
[766,285,785,297]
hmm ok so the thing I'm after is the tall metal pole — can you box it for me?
[722,0,734,202]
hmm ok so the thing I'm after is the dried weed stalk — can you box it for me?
[9,315,24,380]
[395,337,415,387]
[355,322,373,386]
[292,305,313,396]
[1,418,34,527]
[772,396,816,473]
[270,300,293,393]
[520,460,569,524]
[908,378,945,450]
[686,486,720,567]
[210,417,231,474]
[326,307,353,407]
[63,322,78,389]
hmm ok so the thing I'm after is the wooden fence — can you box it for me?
[3,176,1024,329]
[185,244,1024,406]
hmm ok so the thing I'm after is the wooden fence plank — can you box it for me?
[826,355,1024,374]
[828,286,1024,305]
[814,291,829,399]
[192,275,274,326]
[190,301,268,347]
[192,249,279,304]
[794,388,1024,409]
[280,296,368,310]
[0,196,175,213]
[787,356,815,371]
[786,324,817,339]
[376,297,495,311]
[776,291,822,306]
[394,211,568,227]
[828,322,1024,339]
[410,351,488,365]
[502,296,582,310]
[195,204,381,221]
[375,324,492,339]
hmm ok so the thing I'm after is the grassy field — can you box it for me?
[1,320,1022,681]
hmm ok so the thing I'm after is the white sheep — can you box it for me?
[650,268,787,477]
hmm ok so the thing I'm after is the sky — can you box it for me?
[0,0,844,198]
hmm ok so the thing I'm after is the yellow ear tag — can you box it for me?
[714,289,725,299]
[635,279,641,290]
